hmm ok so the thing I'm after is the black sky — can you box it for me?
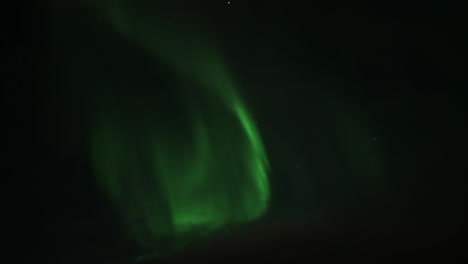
[6,1,467,262]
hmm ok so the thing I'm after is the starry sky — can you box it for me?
[6,0,467,262]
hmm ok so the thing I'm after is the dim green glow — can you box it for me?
[87,0,270,251]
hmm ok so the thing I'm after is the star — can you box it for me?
[227,1,231,4]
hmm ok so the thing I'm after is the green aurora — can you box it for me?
[85,0,270,251]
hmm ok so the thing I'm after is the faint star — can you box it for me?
[296,165,299,169]
[227,1,231,4]
[373,137,377,140]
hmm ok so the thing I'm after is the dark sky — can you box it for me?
[6,1,467,263]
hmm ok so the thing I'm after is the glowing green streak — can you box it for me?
[87,0,270,250]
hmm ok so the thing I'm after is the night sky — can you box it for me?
[6,1,467,263]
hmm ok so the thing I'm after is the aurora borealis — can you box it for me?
[84,0,270,252]
[10,1,468,263]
